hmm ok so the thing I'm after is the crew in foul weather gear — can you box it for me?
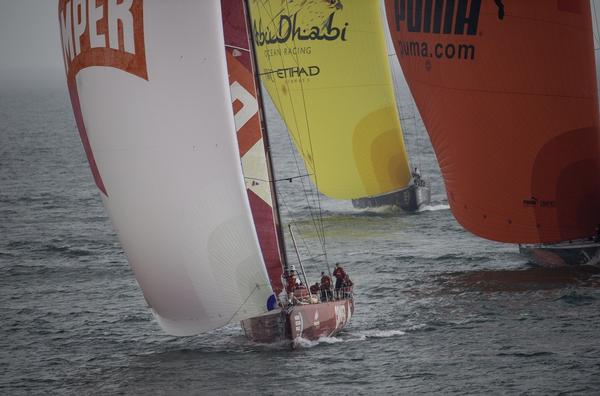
[333,263,346,298]
[342,274,353,298]
[320,271,333,301]
[310,282,320,295]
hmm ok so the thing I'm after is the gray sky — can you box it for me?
[0,1,65,85]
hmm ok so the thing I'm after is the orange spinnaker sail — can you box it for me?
[385,0,600,243]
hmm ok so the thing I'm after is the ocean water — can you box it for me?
[2,83,600,395]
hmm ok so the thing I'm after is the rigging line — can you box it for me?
[251,7,310,241]
[410,90,423,173]
[593,1,600,47]
[277,188,326,275]
[224,283,267,326]
[280,1,328,256]
[289,221,330,278]
[277,0,328,252]
[301,253,327,262]
[296,81,328,255]
[254,2,314,183]
[252,3,324,251]
[388,43,415,172]
[244,173,313,183]
[256,2,328,255]
[384,14,422,178]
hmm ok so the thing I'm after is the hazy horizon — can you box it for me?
[0,1,65,88]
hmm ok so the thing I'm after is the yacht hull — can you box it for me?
[519,241,600,267]
[351,184,430,212]
[241,298,354,347]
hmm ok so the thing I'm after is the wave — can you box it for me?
[496,351,554,358]
[0,250,16,258]
[353,205,402,215]
[405,323,432,332]
[418,204,450,212]
[555,291,596,306]
[37,243,93,257]
[352,329,406,339]
[294,329,406,348]
[294,335,345,348]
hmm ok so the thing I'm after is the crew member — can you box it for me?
[320,271,333,301]
[310,282,320,295]
[333,263,346,298]
[412,167,423,187]
[342,274,353,298]
[293,282,309,304]
[286,267,298,299]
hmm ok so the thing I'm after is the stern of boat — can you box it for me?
[351,183,430,212]
[240,309,287,343]
[519,241,600,267]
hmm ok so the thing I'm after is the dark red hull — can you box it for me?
[241,299,354,346]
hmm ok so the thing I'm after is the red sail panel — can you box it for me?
[385,0,600,243]
[221,0,285,293]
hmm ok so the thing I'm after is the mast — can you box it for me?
[242,0,290,273]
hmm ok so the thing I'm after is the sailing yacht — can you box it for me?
[248,0,430,212]
[58,0,353,345]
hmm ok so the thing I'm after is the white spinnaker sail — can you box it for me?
[60,0,273,335]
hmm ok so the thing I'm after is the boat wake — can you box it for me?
[294,329,405,348]
[350,329,406,340]
[353,205,404,215]
[418,204,450,212]
[294,336,345,348]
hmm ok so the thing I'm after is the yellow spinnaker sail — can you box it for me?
[247,0,411,199]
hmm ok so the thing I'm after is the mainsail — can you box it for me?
[247,0,412,200]
[385,0,600,243]
[59,0,274,335]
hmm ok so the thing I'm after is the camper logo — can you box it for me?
[58,0,147,196]
[59,0,147,81]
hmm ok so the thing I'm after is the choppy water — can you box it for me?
[2,84,600,395]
